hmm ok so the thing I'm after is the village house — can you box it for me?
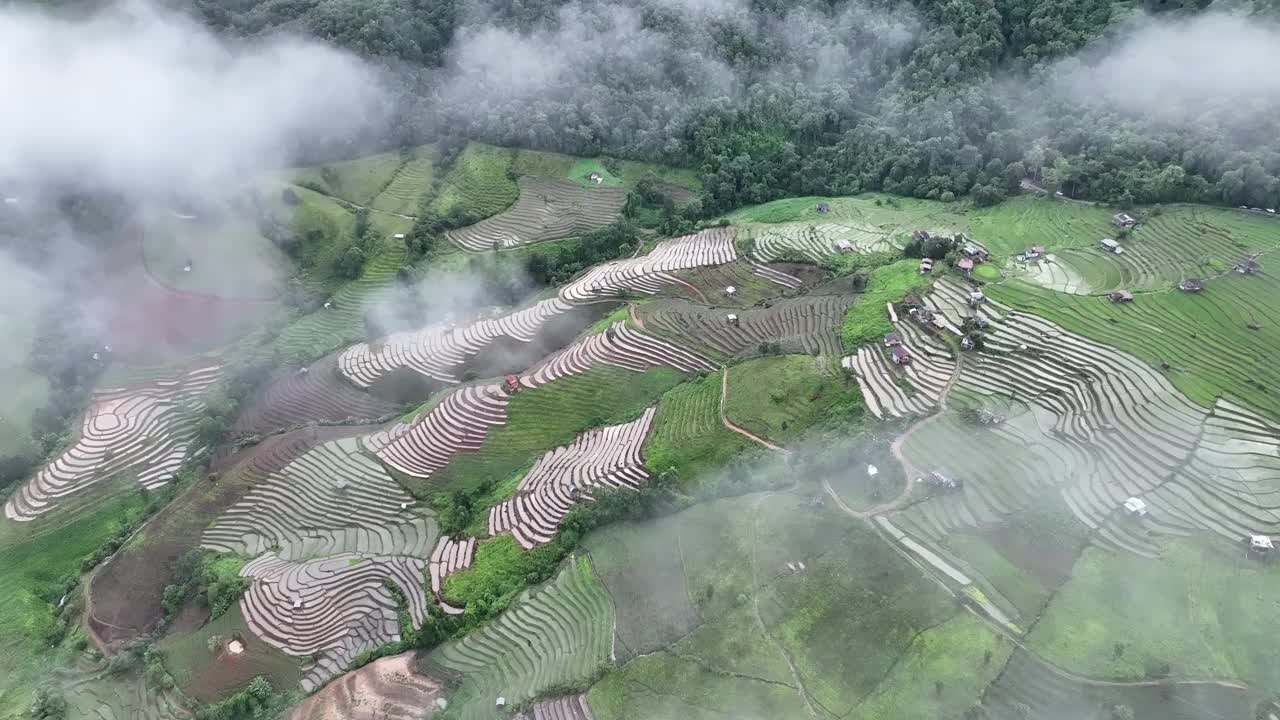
[961,243,988,261]
[1113,212,1137,228]
[883,332,902,347]
[1236,256,1262,274]
[1248,535,1274,557]
[960,335,976,351]
[901,293,924,310]
[967,290,986,307]
[956,257,975,275]
[891,345,913,365]
[912,229,931,242]
[1109,290,1134,303]
[1179,278,1205,293]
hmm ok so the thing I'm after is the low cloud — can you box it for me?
[1045,11,1280,127]
[0,0,388,196]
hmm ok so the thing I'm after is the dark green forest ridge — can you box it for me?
[190,0,1280,215]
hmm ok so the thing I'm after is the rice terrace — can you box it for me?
[7,6,1280,716]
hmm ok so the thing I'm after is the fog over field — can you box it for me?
[0,0,387,196]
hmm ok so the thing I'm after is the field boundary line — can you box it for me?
[719,368,790,454]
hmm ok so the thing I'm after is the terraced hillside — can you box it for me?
[232,354,401,436]
[447,177,627,252]
[337,297,576,388]
[239,551,429,692]
[981,650,1254,720]
[559,227,737,302]
[370,146,436,215]
[274,240,405,364]
[201,436,435,558]
[1018,206,1280,294]
[842,315,955,419]
[639,294,851,361]
[990,272,1280,418]
[489,408,656,548]
[641,370,753,482]
[88,426,345,647]
[892,285,1280,563]
[751,220,900,261]
[5,364,221,521]
[422,556,613,720]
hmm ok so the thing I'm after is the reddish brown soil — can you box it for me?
[87,226,273,363]
[86,426,361,649]
[291,653,442,720]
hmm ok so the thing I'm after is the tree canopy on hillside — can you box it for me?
[186,0,1280,210]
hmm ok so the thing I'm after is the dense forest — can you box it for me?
[182,0,1280,211]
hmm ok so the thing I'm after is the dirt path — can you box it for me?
[749,491,820,718]
[627,303,645,330]
[719,368,791,455]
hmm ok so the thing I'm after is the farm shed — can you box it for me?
[588,172,603,184]
[816,202,830,213]
[1249,535,1274,552]
[902,293,924,309]
[891,346,913,365]
[833,238,854,253]
[883,332,902,347]
[1099,238,1121,253]
[919,258,934,273]
[961,243,987,260]
[1123,497,1148,516]
[724,285,737,296]
[968,290,986,307]
[1179,278,1205,292]
[912,229,931,242]
[1024,244,1046,259]
[1113,212,1137,228]
[726,313,739,327]
[956,258,975,274]
[1236,256,1262,274]
[1109,290,1134,302]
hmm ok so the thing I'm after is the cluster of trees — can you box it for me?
[191,0,1280,211]
[160,551,251,627]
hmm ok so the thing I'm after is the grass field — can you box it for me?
[724,355,863,443]
[0,490,147,717]
[161,603,303,703]
[728,194,966,230]
[292,150,407,207]
[565,158,701,194]
[988,273,1280,417]
[847,613,1010,720]
[943,532,1049,625]
[585,490,965,718]
[641,371,754,485]
[1027,536,1280,687]
[967,195,1116,258]
[841,259,930,352]
[423,366,686,495]
[141,202,290,299]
